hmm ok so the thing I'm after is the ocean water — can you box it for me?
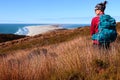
[0,24,90,35]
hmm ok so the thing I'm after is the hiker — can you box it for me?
[90,1,117,49]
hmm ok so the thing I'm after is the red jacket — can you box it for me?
[90,16,100,44]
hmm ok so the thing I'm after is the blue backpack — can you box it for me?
[92,14,117,44]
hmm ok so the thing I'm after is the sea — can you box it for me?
[0,24,90,35]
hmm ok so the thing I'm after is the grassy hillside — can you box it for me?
[117,22,120,33]
[0,26,90,53]
[0,23,120,80]
[0,34,26,43]
[116,22,120,42]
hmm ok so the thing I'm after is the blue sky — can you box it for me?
[0,0,119,24]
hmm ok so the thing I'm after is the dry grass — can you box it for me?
[0,36,120,80]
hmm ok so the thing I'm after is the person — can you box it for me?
[90,1,110,49]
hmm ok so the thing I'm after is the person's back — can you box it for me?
[92,14,117,43]
[90,1,117,49]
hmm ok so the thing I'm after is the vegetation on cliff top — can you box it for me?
[0,34,26,43]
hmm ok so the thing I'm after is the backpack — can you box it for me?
[92,14,117,44]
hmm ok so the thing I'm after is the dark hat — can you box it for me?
[95,1,107,12]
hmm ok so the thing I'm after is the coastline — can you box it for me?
[16,25,63,36]
[0,24,90,36]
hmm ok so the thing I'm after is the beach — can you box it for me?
[26,25,62,36]
[15,25,62,36]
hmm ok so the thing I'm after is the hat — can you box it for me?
[95,1,107,12]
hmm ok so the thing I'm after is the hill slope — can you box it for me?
[0,26,90,53]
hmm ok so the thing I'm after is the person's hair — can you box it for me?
[95,1,107,12]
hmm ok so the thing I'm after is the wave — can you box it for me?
[15,27,29,35]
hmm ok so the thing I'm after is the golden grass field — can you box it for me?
[0,22,120,80]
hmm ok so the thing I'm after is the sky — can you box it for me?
[0,0,119,24]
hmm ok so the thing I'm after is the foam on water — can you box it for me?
[15,27,29,35]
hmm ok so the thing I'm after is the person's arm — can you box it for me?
[90,18,95,36]
[90,17,99,36]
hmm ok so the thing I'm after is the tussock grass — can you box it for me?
[0,36,120,80]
